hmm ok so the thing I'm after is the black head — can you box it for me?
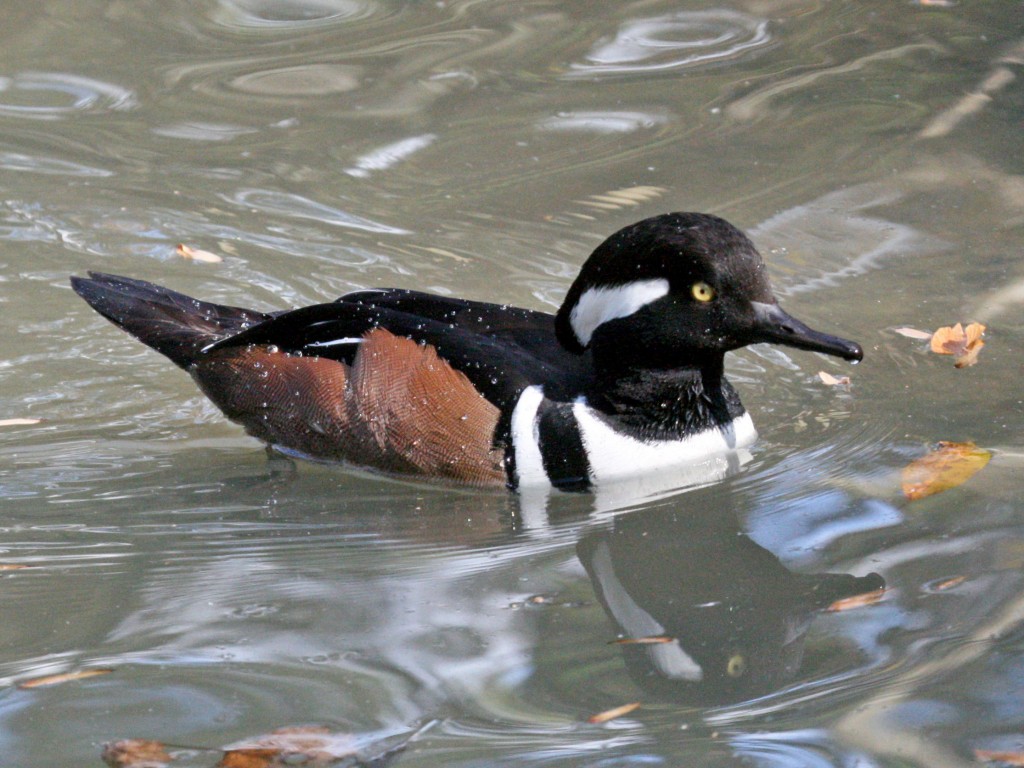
[554,212,862,368]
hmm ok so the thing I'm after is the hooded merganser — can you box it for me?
[71,212,861,491]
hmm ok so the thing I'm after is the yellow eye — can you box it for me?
[726,653,746,678]
[691,282,715,302]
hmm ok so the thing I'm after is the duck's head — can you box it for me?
[554,212,863,369]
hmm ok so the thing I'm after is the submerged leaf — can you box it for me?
[929,322,986,367]
[588,702,641,724]
[17,668,114,688]
[901,441,991,500]
[102,739,173,768]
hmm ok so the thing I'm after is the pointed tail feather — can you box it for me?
[70,272,272,369]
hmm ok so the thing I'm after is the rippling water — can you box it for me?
[1,1,1023,766]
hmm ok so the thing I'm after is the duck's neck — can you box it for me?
[586,357,746,441]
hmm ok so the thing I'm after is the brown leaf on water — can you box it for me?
[218,749,279,768]
[219,726,357,767]
[587,702,641,724]
[893,326,934,341]
[929,322,986,367]
[176,243,223,263]
[610,635,673,645]
[101,739,173,768]
[818,371,851,387]
[901,441,991,500]
[17,668,114,689]
[0,564,30,571]
[0,418,42,427]
[826,588,886,612]
[975,749,1024,766]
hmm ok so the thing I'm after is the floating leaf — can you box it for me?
[102,724,430,768]
[102,739,173,768]
[176,243,223,263]
[610,635,673,645]
[976,749,1024,766]
[929,322,986,367]
[901,441,991,500]
[587,702,641,724]
[17,668,114,688]
[220,726,357,767]
[933,575,966,591]
[818,371,851,387]
[893,326,934,340]
[218,749,279,768]
[0,564,30,571]
[0,418,41,427]
[826,588,886,612]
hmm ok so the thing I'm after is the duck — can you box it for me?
[71,212,862,491]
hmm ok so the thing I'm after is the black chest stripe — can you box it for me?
[536,399,591,491]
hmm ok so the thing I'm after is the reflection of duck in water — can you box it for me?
[71,213,860,492]
[578,505,883,704]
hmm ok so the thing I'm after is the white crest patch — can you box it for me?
[569,278,670,347]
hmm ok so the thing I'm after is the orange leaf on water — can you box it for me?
[588,702,641,724]
[929,322,986,367]
[101,739,173,768]
[975,749,1024,765]
[17,668,114,688]
[826,588,886,612]
[901,441,991,500]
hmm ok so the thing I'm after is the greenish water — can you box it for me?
[1,2,1023,766]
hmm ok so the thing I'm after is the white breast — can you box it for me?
[509,386,757,491]
[573,398,757,484]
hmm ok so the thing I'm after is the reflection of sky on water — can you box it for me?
[536,111,670,134]
[0,72,136,119]
[748,495,903,567]
[569,10,770,77]
[753,184,948,296]
[212,0,377,29]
